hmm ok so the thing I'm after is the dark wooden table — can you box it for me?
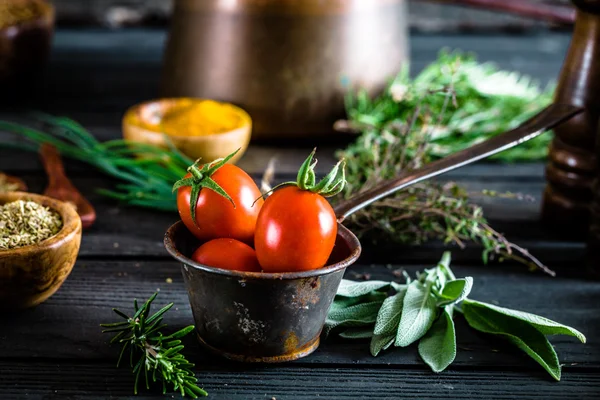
[1,29,599,400]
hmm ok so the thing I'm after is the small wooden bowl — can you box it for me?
[0,0,55,96]
[122,98,252,165]
[0,192,82,310]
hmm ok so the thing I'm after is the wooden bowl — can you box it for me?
[0,192,82,310]
[122,98,252,165]
[0,0,55,96]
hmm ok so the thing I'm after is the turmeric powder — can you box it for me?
[0,0,44,29]
[143,99,245,137]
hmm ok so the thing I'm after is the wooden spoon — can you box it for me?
[39,143,96,229]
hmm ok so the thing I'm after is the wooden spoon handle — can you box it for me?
[40,143,69,190]
[39,143,96,229]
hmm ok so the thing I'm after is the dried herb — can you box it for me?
[336,50,554,274]
[101,293,208,398]
[0,174,19,194]
[0,200,62,250]
[325,252,586,380]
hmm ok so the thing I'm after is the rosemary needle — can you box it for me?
[101,293,208,398]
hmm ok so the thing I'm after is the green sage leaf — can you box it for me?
[418,308,456,373]
[395,281,438,347]
[336,279,391,298]
[339,327,374,339]
[324,301,382,336]
[463,299,562,381]
[370,333,395,357]
[437,277,473,306]
[464,299,585,343]
[327,301,383,322]
[373,288,407,335]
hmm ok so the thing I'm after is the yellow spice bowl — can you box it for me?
[122,98,252,164]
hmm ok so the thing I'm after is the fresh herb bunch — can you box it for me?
[339,49,554,162]
[325,252,585,380]
[101,293,208,398]
[337,50,554,274]
[0,114,192,211]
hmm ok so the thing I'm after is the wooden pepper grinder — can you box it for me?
[542,0,600,237]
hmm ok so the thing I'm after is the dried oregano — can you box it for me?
[0,200,63,250]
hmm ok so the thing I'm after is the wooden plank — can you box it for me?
[0,170,583,263]
[1,261,595,368]
[2,361,599,400]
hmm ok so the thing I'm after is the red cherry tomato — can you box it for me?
[176,164,263,244]
[254,186,337,272]
[191,238,262,272]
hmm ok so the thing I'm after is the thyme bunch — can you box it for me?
[336,50,555,274]
[101,293,207,398]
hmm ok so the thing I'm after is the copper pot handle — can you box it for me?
[426,0,575,25]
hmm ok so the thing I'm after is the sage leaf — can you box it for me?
[391,281,408,292]
[339,328,374,339]
[370,333,395,357]
[336,279,391,297]
[329,292,387,314]
[437,251,455,280]
[463,300,562,380]
[418,308,456,373]
[464,299,586,343]
[395,281,438,347]
[373,288,407,335]
[327,300,382,323]
[324,301,382,336]
[437,277,473,306]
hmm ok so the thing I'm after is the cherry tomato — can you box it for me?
[191,238,261,272]
[254,186,337,272]
[176,163,263,244]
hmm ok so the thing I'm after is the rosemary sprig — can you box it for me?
[336,50,555,274]
[0,114,192,211]
[101,293,208,398]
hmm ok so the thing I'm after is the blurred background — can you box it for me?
[1,0,574,145]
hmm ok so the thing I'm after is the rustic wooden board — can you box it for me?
[1,30,594,400]
[2,362,599,400]
[0,261,596,399]
[0,168,584,266]
[1,261,594,364]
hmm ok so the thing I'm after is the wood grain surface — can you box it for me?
[1,29,597,400]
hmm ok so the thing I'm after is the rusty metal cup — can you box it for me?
[164,103,580,362]
[164,220,360,362]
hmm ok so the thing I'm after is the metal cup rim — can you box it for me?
[164,220,361,280]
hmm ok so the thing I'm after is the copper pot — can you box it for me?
[160,0,408,141]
